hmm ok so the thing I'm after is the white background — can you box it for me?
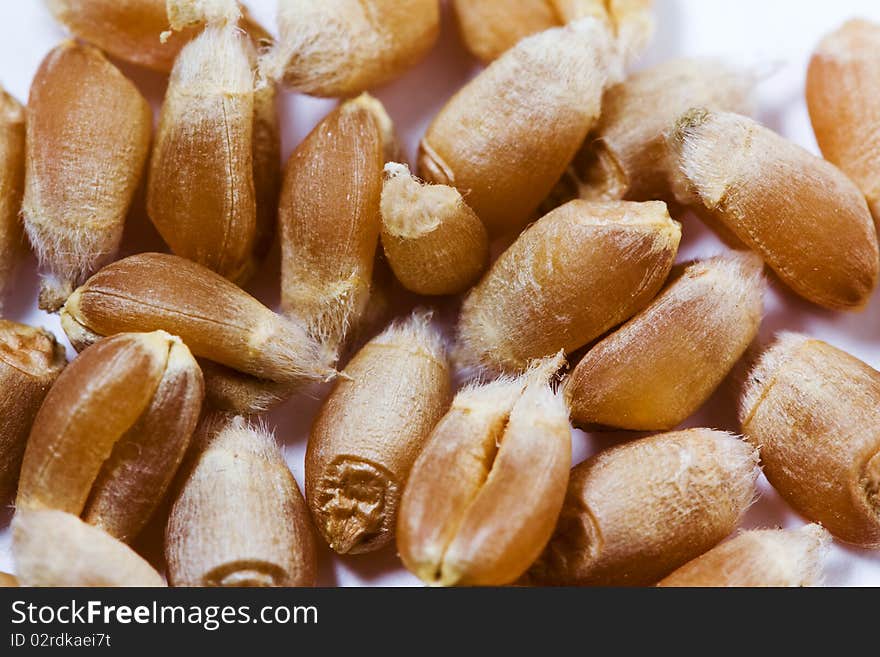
[1,0,880,586]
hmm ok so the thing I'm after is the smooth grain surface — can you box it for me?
[0,88,24,312]
[0,320,66,499]
[17,333,168,515]
[452,0,558,63]
[17,331,203,541]
[13,509,164,586]
[47,0,269,72]
[46,0,200,72]
[83,338,204,541]
[60,253,334,386]
[452,0,654,65]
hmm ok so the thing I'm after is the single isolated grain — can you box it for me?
[740,334,880,547]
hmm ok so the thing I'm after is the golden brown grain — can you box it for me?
[380,162,488,296]
[0,320,66,499]
[60,253,335,392]
[307,312,451,554]
[546,58,753,211]
[198,360,294,414]
[17,331,203,542]
[419,18,620,237]
[668,108,879,310]
[252,80,281,260]
[0,572,17,587]
[166,415,317,587]
[264,0,440,97]
[567,252,764,430]
[740,333,880,547]
[0,88,25,312]
[147,22,262,283]
[398,353,570,586]
[529,429,759,586]
[23,40,151,312]
[555,0,654,63]
[13,509,165,587]
[455,200,680,373]
[280,94,389,357]
[165,0,240,31]
[46,0,270,73]
[807,19,880,223]
[658,525,830,587]
[59,283,297,416]
[46,0,200,72]
[452,0,559,63]
[453,0,653,65]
